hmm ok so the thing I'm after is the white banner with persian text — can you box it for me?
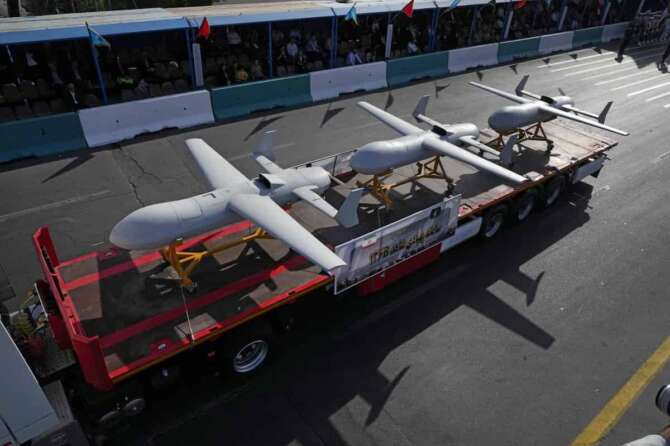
[333,195,460,294]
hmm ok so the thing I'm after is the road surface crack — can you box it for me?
[117,147,164,206]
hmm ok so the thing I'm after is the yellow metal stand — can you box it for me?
[488,122,554,152]
[161,228,272,288]
[356,156,454,208]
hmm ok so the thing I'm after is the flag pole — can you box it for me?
[86,22,108,105]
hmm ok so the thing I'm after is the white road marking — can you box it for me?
[653,150,670,163]
[537,44,663,69]
[549,47,662,73]
[0,190,111,222]
[594,68,659,86]
[550,58,620,73]
[645,90,670,102]
[628,81,670,97]
[537,52,613,68]
[610,74,668,91]
[663,103,670,108]
[582,64,642,80]
[564,53,662,77]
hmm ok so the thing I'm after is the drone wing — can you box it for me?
[469,81,529,105]
[422,136,528,184]
[458,135,502,157]
[229,193,346,274]
[535,102,630,136]
[357,101,424,136]
[186,139,250,189]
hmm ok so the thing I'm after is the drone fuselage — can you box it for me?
[489,96,575,134]
[110,166,331,250]
[350,123,480,175]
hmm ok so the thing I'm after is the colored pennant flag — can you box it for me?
[513,0,528,9]
[345,4,358,24]
[401,0,414,18]
[86,23,111,49]
[447,0,461,9]
[197,17,211,41]
[487,0,496,9]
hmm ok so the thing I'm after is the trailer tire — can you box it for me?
[542,175,566,208]
[480,204,508,239]
[513,189,538,222]
[224,322,274,376]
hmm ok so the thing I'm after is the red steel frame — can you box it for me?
[32,226,330,391]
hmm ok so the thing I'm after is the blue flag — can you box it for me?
[87,24,111,49]
[448,0,461,9]
[345,5,358,25]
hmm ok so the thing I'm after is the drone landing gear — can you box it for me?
[489,122,554,153]
[159,228,273,290]
[356,156,454,208]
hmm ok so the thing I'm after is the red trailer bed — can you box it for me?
[33,121,616,391]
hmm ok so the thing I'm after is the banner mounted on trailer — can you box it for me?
[334,195,460,294]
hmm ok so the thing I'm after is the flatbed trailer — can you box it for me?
[31,120,615,426]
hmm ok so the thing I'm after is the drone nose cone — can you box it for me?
[350,142,389,174]
[110,203,180,250]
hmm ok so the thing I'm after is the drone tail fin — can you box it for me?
[598,101,613,124]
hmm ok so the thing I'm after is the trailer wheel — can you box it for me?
[480,204,507,239]
[513,189,538,222]
[542,175,566,208]
[224,322,274,376]
[232,339,270,374]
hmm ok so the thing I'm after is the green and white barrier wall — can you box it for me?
[211,74,312,120]
[0,23,629,164]
[0,112,87,163]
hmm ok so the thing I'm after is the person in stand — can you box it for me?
[250,59,264,80]
[62,82,81,111]
[296,50,307,73]
[286,38,299,62]
[234,63,249,83]
[346,48,363,66]
[217,62,232,85]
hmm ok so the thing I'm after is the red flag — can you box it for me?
[513,0,527,9]
[197,17,210,41]
[401,0,414,17]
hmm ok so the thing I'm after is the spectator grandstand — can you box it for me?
[0,0,654,123]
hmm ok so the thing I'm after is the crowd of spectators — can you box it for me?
[0,31,191,122]
[0,0,646,123]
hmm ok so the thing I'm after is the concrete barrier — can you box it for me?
[211,74,311,121]
[498,37,541,62]
[539,31,574,54]
[448,43,499,73]
[309,62,387,101]
[602,22,629,42]
[386,51,449,87]
[0,113,87,163]
[573,27,604,48]
[79,90,215,147]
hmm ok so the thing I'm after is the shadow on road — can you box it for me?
[106,181,594,446]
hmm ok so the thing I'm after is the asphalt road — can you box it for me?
[2,40,670,445]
